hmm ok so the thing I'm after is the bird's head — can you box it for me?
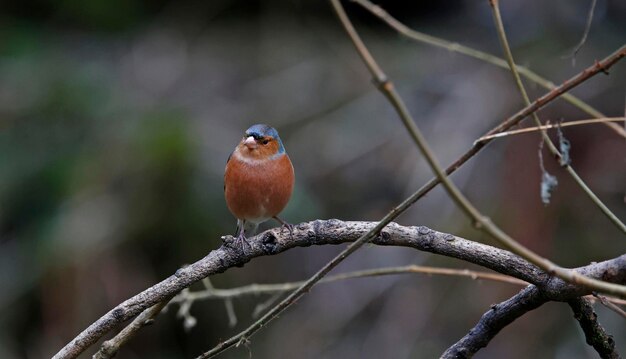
[238,124,286,159]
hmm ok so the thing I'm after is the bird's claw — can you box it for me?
[272,216,294,238]
[234,233,251,253]
[280,222,294,237]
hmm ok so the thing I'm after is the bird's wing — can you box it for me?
[224,151,234,192]
[226,151,233,164]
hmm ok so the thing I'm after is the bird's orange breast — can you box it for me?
[224,152,294,223]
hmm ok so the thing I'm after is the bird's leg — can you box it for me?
[273,216,294,236]
[235,219,251,251]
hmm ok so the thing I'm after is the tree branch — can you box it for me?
[172,268,624,313]
[92,298,172,359]
[595,294,626,319]
[442,286,548,358]
[443,289,624,358]
[568,297,620,359]
[474,117,625,143]
[52,220,626,359]
[171,265,528,302]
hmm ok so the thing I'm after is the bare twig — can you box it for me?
[173,265,528,302]
[565,0,598,66]
[489,0,626,235]
[166,265,626,327]
[223,298,238,327]
[175,266,623,314]
[595,293,626,320]
[174,265,527,328]
[474,117,625,143]
[568,297,620,359]
[251,293,283,318]
[350,0,626,139]
[600,296,626,307]
[176,289,196,331]
[92,298,172,359]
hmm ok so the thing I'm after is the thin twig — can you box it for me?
[223,299,238,327]
[92,298,172,359]
[489,0,626,235]
[350,0,626,139]
[600,296,626,307]
[595,293,626,320]
[251,293,283,318]
[474,117,625,143]
[175,265,625,311]
[172,265,528,302]
[202,276,239,327]
[173,265,528,328]
[565,0,598,66]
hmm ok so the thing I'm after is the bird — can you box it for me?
[224,124,295,250]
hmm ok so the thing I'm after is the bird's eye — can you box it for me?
[261,139,270,145]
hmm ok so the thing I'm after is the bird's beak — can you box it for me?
[244,136,257,149]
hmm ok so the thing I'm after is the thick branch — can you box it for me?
[443,283,623,358]
[52,220,626,359]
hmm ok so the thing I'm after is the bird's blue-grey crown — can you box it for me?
[245,124,285,153]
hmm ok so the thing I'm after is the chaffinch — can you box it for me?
[224,124,295,248]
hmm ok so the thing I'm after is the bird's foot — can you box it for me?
[273,216,294,238]
[234,232,251,253]
[280,222,294,237]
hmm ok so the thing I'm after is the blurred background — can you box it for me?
[1,0,625,358]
